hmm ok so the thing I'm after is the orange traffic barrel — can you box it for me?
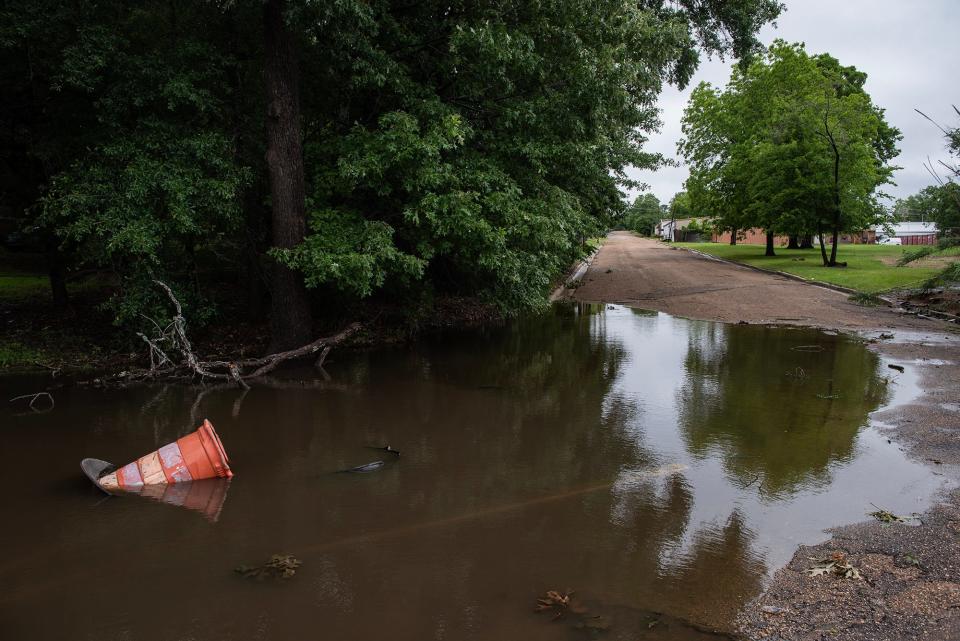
[94,420,233,492]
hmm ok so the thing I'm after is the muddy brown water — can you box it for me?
[0,305,948,641]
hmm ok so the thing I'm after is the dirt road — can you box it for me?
[570,231,928,332]
[571,232,960,641]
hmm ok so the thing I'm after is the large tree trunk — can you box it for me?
[787,235,799,249]
[829,218,841,266]
[800,235,814,249]
[765,230,776,256]
[729,227,737,245]
[47,244,69,311]
[826,122,843,267]
[264,0,312,351]
[829,164,842,266]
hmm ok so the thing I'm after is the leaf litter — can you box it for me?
[235,554,302,580]
[868,504,919,524]
[806,552,862,580]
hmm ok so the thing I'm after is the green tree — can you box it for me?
[0,1,103,308]
[896,184,960,233]
[281,0,782,313]
[680,41,899,264]
[679,77,754,246]
[34,2,252,324]
[624,193,662,236]
[4,0,784,346]
[669,191,693,219]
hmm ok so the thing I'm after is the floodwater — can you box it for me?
[0,305,948,641]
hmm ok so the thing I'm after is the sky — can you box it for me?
[626,0,960,206]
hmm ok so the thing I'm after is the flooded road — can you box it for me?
[0,305,947,640]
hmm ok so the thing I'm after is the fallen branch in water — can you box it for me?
[9,392,55,413]
[111,281,360,387]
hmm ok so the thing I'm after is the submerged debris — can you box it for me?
[785,366,808,381]
[338,460,385,474]
[365,445,401,456]
[868,504,916,524]
[535,589,586,620]
[8,392,55,413]
[790,344,824,352]
[807,552,861,580]
[888,364,905,373]
[235,554,302,580]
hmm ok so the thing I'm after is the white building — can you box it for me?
[873,222,938,246]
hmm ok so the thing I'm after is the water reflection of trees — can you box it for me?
[41,306,773,636]
[678,323,888,498]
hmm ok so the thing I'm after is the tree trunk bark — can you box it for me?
[264,0,312,351]
[829,219,841,266]
[827,124,842,267]
[787,235,799,249]
[817,223,829,266]
[729,227,737,245]
[765,230,776,256]
[800,235,813,249]
[47,245,70,311]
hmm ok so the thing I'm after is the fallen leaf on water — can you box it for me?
[235,554,302,580]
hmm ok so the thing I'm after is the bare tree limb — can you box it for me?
[9,392,55,413]
[114,281,361,387]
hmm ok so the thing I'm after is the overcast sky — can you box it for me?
[626,0,960,206]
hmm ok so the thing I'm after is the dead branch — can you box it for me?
[33,362,62,378]
[315,345,332,370]
[114,281,360,387]
[9,392,55,413]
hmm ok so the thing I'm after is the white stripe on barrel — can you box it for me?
[158,442,193,483]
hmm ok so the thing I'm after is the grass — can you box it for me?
[675,242,941,293]
[0,341,43,367]
[898,244,960,266]
[0,249,115,370]
[0,274,50,301]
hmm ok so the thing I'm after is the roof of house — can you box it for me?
[658,218,704,228]
[873,222,938,235]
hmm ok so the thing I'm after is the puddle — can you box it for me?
[0,304,947,640]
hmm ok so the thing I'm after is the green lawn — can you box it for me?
[675,242,940,293]
[0,274,50,301]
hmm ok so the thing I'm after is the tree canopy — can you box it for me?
[679,41,899,264]
[1,0,783,344]
[895,184,960,233]
[624,193,663,236]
